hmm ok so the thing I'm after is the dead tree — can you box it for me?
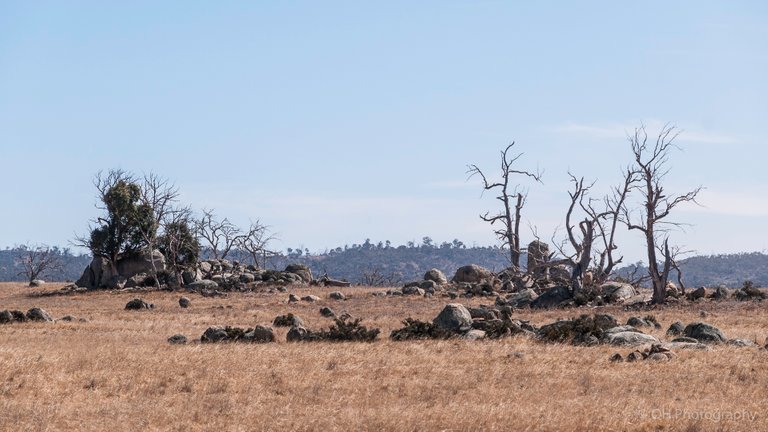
[16,244,63,286]
[468,143,542,271]
[554,168,638,295]
[552,175,596,295]
[138,173,180,279]
[195,209,244,260]
[622,124,701,304]
[237,220,276,268]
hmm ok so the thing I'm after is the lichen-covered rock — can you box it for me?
[600,282,638,303]
[684,322,726,344]
[168,334,188,344]
[452,264,492,284]
[424,268,448,285]
[329,291,346,300]
[25,308,53,322]
[433,303,473,333]
[124,298,153,310]
[178,296,191,308]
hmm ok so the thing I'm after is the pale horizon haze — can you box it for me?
[1,2,767,264]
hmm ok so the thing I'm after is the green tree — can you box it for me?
[80,170,156,271]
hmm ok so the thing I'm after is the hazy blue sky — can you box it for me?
[1,1,766,263]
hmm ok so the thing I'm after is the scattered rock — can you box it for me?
[609,353,624,362]
[245,325,275,343]
[432,303,473,333]
[684,322,726,344]
[284,264,313,283]
[25,308,53,322]
[424,268,448,285]
[329,291,346,300]
[286,325,309,342]
[727,338,756,347]
[301,295,321,302]
[666,322,685,336]
[463,329,486,340]
[30,279,45,287]
[201,326,230,343]
[124,298,153,310]
[273,313,305,327]
[687,286,708,301]
[319,307,336,318]
[288,294,300,303]
[604,329,660,346]
[600,282,638,303]
[505,289,538,308]
[179,296,191,308]
[402,285,426,296]
[168,334,188,344]
[187,280,219,290]
[530,286,571,309]
[452,264,492,284]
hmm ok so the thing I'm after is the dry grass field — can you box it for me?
[0,282,767,431]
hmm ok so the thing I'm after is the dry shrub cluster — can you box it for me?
[0,282,767,431]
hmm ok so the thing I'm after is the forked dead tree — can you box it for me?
[237,220,277,268]
[622,124,702,304]
[468,143,542,271]
[138,173,180,279]
[195,209,244,260]
[554,169,637,295]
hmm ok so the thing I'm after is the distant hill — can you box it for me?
[1,242,765,288]
[616,252,768,288]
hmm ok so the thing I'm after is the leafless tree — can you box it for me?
[195,209,243,260]
[16,244,63,286]
[138,173,180,279]
[553,169,638,294]
[468,142,543,271]
[359,266,402,287]
[621,124,702,304]
[237,220,277,268]
[160,206,199,287]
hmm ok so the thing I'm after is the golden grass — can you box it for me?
[0,282,767,431]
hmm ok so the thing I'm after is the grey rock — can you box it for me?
[530,286,571,309]
[246,325,275,343]
[301,295,321,302]
[402,286,425,296]
[506,289,538,308]
[424,268,448,285]
[201,326,229,343]
[168,334,188,344]
[30,279,45,287]
[452,264,492,284]
[604,331,660,346]
[329,291,346,300]
[25,308,53,322]
[464,329,486,340]
[666,321,685,336]
[286,325,309,342]
[284,264,313,283]
[187,280,219,290]
[179,296,191,308]
[319,306,336,318]
[124,298,153,310]
[684,322,726,344]
[433,303,473,333]
[600,282,638,303]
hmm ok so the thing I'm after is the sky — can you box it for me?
[1,1,766,263]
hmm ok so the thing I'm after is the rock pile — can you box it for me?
[200,325,275,343]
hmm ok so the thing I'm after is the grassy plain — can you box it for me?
[0,282,766,431]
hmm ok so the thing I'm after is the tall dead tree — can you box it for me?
[622,124,701,304]
[195,209,243,260]
[237,220,276,268]
[554,170,637,295]
[468,143,543,271]
[15,244,63,286]
[138,173,180,279]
